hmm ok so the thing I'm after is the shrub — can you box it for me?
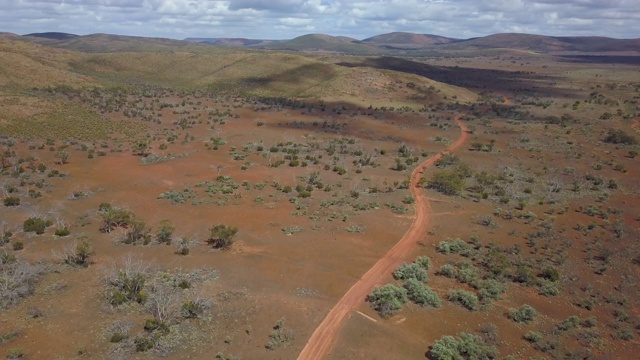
[0,260,46,309]
[604,129,637,145]
[556,315,580,332]
[123,219,151,245]
[403,279,441,308]
[524,331,542,343]
[508,304,538,323]
[437,264,457,278]
[99,207,133,233]
[155,220,174,244]
[110,332,128,343]
[429,332,499,360]
[3,196,20,207]
[12,242,24,251]
[63,240,91,268]
[23,217,52,234]
[448,289,479,311]
[134,336,155,352]
[367,284,407,317]
[428,170,465,195]
[207,224,239,249]
[393,263,428,282]
[415,256,431,270]
[540,267,560,282]
[437,238,469,254]
[476,279,508,302]
[6,348,24,359]
[538,281,559,297]
[54,227,70,237]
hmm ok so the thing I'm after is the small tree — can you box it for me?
[207,224,238,249]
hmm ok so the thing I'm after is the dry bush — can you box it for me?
[0,258,48,309]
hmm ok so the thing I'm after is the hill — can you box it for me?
[0,37,475,108]
[259,34,382,54]
[21,33,200,53]
[185,37,273,47]
[361,32,458,47]
[443,33,640,52]
[24,32,79,40]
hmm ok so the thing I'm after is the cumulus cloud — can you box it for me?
[1,0,638,39]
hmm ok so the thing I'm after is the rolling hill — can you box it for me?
[361,32,459,47]
[442,33,640,52]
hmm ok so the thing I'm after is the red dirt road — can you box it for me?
[297,115,469,360]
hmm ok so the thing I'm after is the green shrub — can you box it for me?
[556,315,580,332]
[144,319,169,334]
[437,238,469,254]
[54,227,71,237]
[155,220,174,244]
[429,332,499,360]
[476,279,508,302]
[6,348,24,359]
[207,224,239,249]
[415,256,431,270]
[403,279,441,308]
[538,281,559,297]
[540,267,559,282]
[448,289,479,311]
[508,304,538,323]
[134,336,155,352]
[524,331,542,343]
[604,129,637,145]
[3,196,20,207]
[437,263,458,279]
[367,284,407,317]
[12,242,24,251]
[23,217,52,235]
[428,170,465,195]
[110,332,128,343]
[393,263,428,282]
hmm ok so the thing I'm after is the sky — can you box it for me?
[1,0,639,40]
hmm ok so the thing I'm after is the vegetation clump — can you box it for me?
[429,331,499,360]
[23,217,52,235]
[367,284,408,317]
[207,224,239,249]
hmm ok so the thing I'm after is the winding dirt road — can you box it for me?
[297,115,469,360]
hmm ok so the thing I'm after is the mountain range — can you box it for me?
[18,31,640,54]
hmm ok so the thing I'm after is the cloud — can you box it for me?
[1,0,638,39]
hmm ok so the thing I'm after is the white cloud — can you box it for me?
[1,0,638,39]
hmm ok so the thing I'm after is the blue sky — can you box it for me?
[2,0,639,39]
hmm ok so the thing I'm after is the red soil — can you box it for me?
[297,115,469,360]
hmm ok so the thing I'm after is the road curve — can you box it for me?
[297,115,469,360]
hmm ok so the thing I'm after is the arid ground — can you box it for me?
[1,36,639,360]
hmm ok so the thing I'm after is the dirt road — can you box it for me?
[297,115,469,360]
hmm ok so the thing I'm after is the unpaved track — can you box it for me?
[297,115,469,360]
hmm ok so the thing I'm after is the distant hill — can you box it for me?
[361,32,458,47]
[443,33,640,52]
[0,32,18,39]
[259,34,382,54]
[25,32,79,40]
[9,30,640,55]
[185,38,273,47]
